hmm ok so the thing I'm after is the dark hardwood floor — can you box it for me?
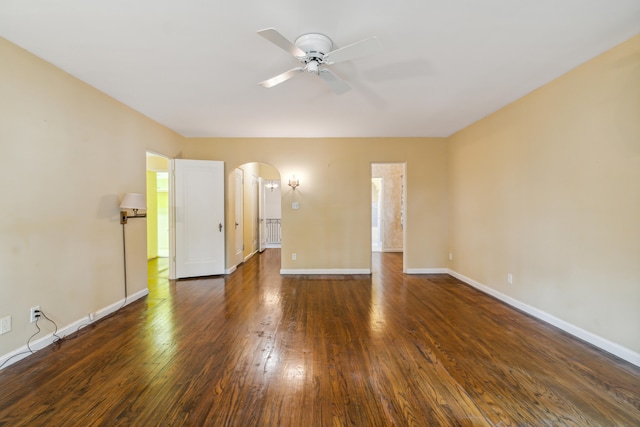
[1,250,639,426]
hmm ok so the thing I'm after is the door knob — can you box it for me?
[219,223,223,232]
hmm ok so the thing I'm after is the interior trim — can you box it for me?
[0,289,148,370]
[280,269,371,275]
[406,268,449,274]
[449,269,640,368]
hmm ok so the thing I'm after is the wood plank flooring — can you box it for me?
[1,250,639,426]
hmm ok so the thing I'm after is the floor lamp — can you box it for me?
[120,193,147,302]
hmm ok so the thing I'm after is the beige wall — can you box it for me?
[0,37,184,356]
[259,163,281,181]
[184,138,449,272]
[448,34,640,354]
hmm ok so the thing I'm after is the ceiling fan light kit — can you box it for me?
[306,60,319,74]
[257,28,382,94]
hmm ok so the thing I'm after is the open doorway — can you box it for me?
[146,152,170,286]
[263,178,282,249]
[230,162,281,271]
[371,162,405,257]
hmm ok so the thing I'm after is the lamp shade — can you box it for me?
[120,193,146,210]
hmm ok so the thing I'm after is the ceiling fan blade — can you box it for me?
[258,28,305,58]
[324,36,382,64]
[318,69,351,95]
[258,67,305,88]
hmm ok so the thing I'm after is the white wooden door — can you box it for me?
[174,159,225,278]
[251,175,259,254]
[234,168,244,266]
[258,177,266,252]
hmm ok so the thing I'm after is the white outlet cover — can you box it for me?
[30,306,41,323]
[292,202,299,210]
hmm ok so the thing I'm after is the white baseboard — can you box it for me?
[265,243,281,248]
[406,268,449,274]
[0,289,148,371]
[225,265,237,275]
[280,269,371,275]
[244,251,258,263]
[448,270,640,368]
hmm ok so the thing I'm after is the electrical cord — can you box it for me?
[72,313,100,335]
[65,221,129,336]
[3,223,134,370]
[2,295,130,370]
[68,222,129,335]
[38,310,62,343]
[0,351,33,370]
[0,309,62,370]
[0,328,39,370]
[26,317,43,352]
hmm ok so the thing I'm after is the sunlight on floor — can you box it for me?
[147,257,170,300]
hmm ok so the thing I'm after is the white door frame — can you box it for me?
[251,174,259,255]
[234,168,244,267]
[169,160,176,279]
[258,177,266,252]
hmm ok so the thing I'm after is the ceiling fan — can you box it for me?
[257,28,382,95]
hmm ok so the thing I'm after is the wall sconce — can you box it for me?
[265,180,279,192]
[288,175,300,190]
[120,193,147,224]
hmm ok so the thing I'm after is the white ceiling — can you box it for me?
[1,0,639,138]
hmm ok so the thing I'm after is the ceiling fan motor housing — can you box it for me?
[295,33,333,63]
[257,27,381,94]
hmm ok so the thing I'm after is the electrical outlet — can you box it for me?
[292,253,297,261]
[89,312,95,321]
[30,306,41,323]
[507,273,513,285]
[449,253,453,261]
[0,316,11,334]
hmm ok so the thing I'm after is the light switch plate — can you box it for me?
[292,202,299,210]
[0,316,11,334]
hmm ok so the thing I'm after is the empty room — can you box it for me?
[1,1,639,425]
